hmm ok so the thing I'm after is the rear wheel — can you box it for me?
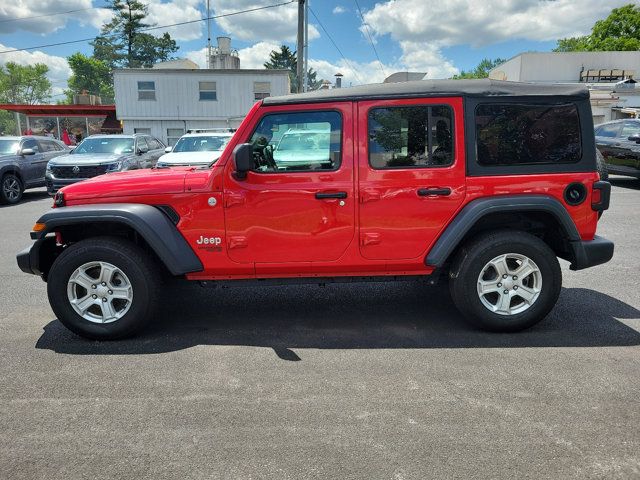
[47,237,161,339]
[449,230,562,332]
[1,173,23,204]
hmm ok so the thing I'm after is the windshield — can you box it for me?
[0,140,20,155]
[73,137,134,155]
[172,135,231,153]
[276,132,330,152]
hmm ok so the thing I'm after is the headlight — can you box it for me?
[105,161,122,172]
[46,163,52,172]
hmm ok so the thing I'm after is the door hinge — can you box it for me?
[224,193,245,208]
[360,233,381,247]
[228,236,248,249]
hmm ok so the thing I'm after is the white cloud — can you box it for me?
[0,0,111,34]
[0,44,71,100]
[211,0,319,43]
[363,0,628,47]
[332,6,347,14]
[146,0,203,41]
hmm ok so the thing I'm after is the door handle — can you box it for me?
[417,187,451,197]
[315,191,347,199]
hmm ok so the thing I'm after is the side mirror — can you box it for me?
[232,143,253,180]
[628,134,640,144]
[20,148,36,156]
[164,146,172,153]
[137,145,149,155]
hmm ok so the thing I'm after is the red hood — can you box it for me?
[60,167,193,200]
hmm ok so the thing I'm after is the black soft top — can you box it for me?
[263,79,589,105]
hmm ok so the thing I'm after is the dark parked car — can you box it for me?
[46,134,166,194]
[595,119,640,179]
[0,136,70,204]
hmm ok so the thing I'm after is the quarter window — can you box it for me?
[368,105,454,169]
[199,81,217,101]
[248,111,342,172]
[621,122,640,139]
[254,82,271,101]
[137,81,156,101]
[475,104,581,165]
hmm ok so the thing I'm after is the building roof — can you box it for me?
[113,68,289,75]
[263,79,589,105]
[0,104,115,117]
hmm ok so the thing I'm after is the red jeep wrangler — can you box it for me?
[17,79,613,339]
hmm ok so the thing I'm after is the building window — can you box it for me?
[167,128,184,146]
[475,103,581,166]
[134,128,151,134]
[199,81,217,101]
[254,81,271,100]
[137,81,156,101]
[368,105,454,169]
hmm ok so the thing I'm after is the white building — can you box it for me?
[113,40,290,145]
[489,51,640,124]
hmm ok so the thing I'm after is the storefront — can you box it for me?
[0,104,121,143]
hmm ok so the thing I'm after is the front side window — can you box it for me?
[199,81,217,101]
[137,81,156,101]
[476,103,581,166]
[248,111,342,172]
[74,137,134,155]
[21,139,39,152]
[621,122,640,139]
[368,105,454,169]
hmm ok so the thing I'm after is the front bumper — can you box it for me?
[45,176,85,193]
[570,235,614,270]
[16,237,58,278]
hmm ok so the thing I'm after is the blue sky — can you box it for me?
[0,0,629,98]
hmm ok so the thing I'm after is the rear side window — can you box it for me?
[595,123,621,138]
[475,104,581,166]
[368,105,454,169]
[248,111,342,172]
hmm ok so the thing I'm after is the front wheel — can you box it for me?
[449,230,562,332]
[1,173,24,204]
[47,237,161,339]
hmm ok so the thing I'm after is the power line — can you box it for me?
[308,6,365,85]
[0,1,295,55]
[353,0,386,79]
[0,6,107,24]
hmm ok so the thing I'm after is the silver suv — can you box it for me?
[46,134,166,194]
[0,136,70,204]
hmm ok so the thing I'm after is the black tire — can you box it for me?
[1,173,24,204]
[596,149,608,181]
[449,230,562,332]
[47,237,161,340]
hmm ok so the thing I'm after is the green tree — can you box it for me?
[555,4,640,52]
[65,53,114,103]
[92,0,178,69]
[0,110,17,135]
[264,45,322,92]
[0,62,51,104]
[452,58,506,79]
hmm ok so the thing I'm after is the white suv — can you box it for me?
[157,130,234,168]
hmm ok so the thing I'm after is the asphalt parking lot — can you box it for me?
[1,179,639,479]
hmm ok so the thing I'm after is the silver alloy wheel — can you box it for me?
[2,177,21,202]
[66,261,133,324]
[476,253,542,316]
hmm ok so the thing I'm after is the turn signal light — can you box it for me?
[32,223,46,232]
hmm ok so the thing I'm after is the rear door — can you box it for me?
[223,104,354,272]
[357,97,466,260]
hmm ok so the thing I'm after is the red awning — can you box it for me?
[0,104,116,117]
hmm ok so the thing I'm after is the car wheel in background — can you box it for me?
[1,173,24,204]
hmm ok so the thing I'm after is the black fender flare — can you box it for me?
[0,163,23,182]
[30,203,203,275]
[425,195,581,268]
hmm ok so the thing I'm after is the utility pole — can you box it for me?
[296,0,305,93]
[303,0,309,92]
[206,0,211,68]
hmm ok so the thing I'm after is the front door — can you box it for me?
[223,104,355,271]
[358,97,466,260]
[20,139,47,186]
